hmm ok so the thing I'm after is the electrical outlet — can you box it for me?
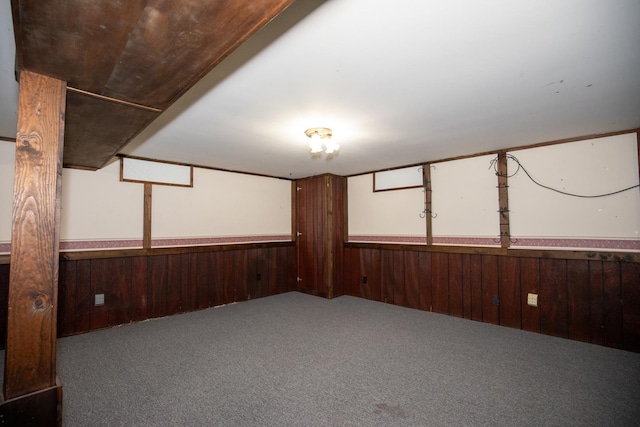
[362,276,367,284]
[527,293,538,307]
[95,293,105,306]
[256,273,262,281]
[492,295,500,306]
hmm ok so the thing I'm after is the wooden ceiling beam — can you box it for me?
[12,0,296,169]
[63,90,159,170]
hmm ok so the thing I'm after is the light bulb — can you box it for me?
[324,141,340,154]
[309,140,324,153]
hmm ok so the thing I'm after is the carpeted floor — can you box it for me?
[4,292,640,426]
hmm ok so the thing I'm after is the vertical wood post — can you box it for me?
[4,71,66,399]
[497,152,511,249]
[423,164,433,245]
[143,183,152,249]
[325,175,334,298]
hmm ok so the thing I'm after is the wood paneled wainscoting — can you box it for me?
[344,244,640,353]
[0,243,296,346]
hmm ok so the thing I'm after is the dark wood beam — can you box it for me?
[3,71,65,405]
[423,164,433,245]
[497,152,511,248]
[143,183,152,249]
[63,91,159,169]
[12,0,297,170]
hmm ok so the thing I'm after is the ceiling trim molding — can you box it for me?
[67,87,161,113]
[346,128,640,178]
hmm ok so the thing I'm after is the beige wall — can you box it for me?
[346,132,640,250]
[509,133,640,243]
[431,154,500,241]
[60,161,144,243]
[348,173,426,243]
[152,168,291,243]
[0,142,15,246]
[1,147,292,252]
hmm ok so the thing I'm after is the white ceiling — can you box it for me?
[2,0,640,179]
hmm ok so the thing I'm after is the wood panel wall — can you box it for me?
[344,246,640,353]
[295,174,345,298]
[0,245,295,346]
[2,244,637,354]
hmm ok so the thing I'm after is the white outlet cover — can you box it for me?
[527,293,538,307]
[95,294,105,306]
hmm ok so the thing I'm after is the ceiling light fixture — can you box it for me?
[305,127,339,155]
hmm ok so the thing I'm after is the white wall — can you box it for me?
[431,154,500,243]
[348,173,426,243]
[509,133,640,247]
[60,161,144,243]
[346,132,639,250]
[2,148,292,252]
[0,142,15,249]
[152,168,291,243]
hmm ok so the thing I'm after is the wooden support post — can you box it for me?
[497,152,511,249]
[423,164,433,245]
[3,71,66,408]
[143,183,152,249]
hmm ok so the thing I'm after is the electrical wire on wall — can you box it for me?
[489,154,640,198]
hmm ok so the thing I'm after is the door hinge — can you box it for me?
[296,232,302,236]
[296,186,302,191]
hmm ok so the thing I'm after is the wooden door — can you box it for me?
[296,176,325,296]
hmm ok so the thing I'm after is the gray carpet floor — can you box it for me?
[5,292,640,426]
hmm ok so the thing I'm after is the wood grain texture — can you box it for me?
[0,264,10,346]
[621,262,640,352]
[342,248,359,297]
[469,254,483,321]
[63,91,159,169]
[448,253,463,317]
[588,261,605,346]
[182,253,199,311]
[496,152,511,248]
[166,254,182,316]
[0,380,62,427]
[13,0,296,169]
[520,257,540,333]
[74,260,92,334]
[295,175,344,299]
[391,251,405,307]
[329,176,345,298]
[461,254,472,319]
[246,248,263,300]
[104,258,132,327]
[424,164,433,245]
[566,260,590,342]
[602,261,622,349]
[143,183,152,249]
[147,255,168,319]
[418,252,432,312]
[539,259,568,338]
[498,256,521,329]
[5,71,65,399]
[404,252,421,309]
[431,252,449,314]
[234,250,249,302]
[361,248,382,302]
[0,244,299,352]
[130,256,148,321]
[89,259,109,330]
[481,255,499,325]
[381,250,396,305]
[196,251,211,309]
